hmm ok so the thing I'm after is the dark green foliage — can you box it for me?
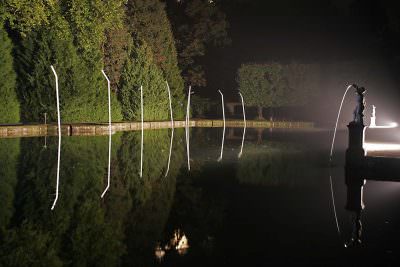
[166,0,230,86]
[2,0,189,123]
[1,135,124,266]
[0,25,20,123]
[104,26,131,92]
[191,95,212,118]
[237,141,317,186]
[0,139,19,233]
[2,0,55,36]
[119,41,169,121]
[116,129,185,266]
[15,14,122,123]
[126,0,186,119]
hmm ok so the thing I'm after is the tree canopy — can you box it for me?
[0,0,195,123]
[0,25,19,123]
[237,63,287,119]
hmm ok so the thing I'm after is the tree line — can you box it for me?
[237,62,321,120]
[0,0,229,124]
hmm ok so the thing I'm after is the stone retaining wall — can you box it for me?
[0,120,313,138]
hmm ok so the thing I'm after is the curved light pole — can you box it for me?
[165,81,174,177]
[217,90,225,162]
[185,86,192,171]
[101,70,112,198]
[238,91,246,158]
[50,65,61,211]
[140,85,144,178]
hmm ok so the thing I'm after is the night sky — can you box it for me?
[200,0,400,124]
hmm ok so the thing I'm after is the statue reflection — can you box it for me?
[344,168,365,248]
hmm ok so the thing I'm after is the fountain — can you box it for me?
[344,85,400,246]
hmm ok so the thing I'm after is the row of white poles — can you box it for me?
[49,66,246,209]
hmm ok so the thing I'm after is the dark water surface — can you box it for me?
[0,128,399,266]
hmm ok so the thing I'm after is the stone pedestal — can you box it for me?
[345,121,366,212]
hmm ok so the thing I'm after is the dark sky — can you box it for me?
[199,0,400,123]
[203,0,398,92]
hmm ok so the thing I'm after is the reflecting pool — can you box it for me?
[0,128,399,266]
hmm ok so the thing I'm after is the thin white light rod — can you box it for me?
[101,70,112,198]
[140,85,144,177]
[50,65,61,210]
[165,81,174,177]
[217,90,225,162]
[238,91,246,158]
[185,86,192,171]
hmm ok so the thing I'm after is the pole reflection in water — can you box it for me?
[101,70,112,198]
[185,86,192,171]
[140,85,144,177]
[217,90,225,162]
[50,65,61,210]
[165,81,174,177]
[238,91,246,158]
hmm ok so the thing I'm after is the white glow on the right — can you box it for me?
[369,122,398,129]
[364,142,400,152]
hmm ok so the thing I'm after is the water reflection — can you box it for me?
[1,128,400,265]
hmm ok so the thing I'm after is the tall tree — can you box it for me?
[119,40,169,121]
[15,13,122,122]
[0,25,19,123]
[2,0,55,36]
[237,63,287,120]
[166,0,230,87]
[126,0,186,118]
[103,25,131,93]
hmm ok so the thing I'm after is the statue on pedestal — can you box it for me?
[370,105,376,127]
[352,84,366,126]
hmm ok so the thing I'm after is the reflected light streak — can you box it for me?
[368,122,398,129]
[364,142,400,152]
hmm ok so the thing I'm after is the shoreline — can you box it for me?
[0,119,314,138]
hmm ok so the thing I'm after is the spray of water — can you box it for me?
[329,84,354,163]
